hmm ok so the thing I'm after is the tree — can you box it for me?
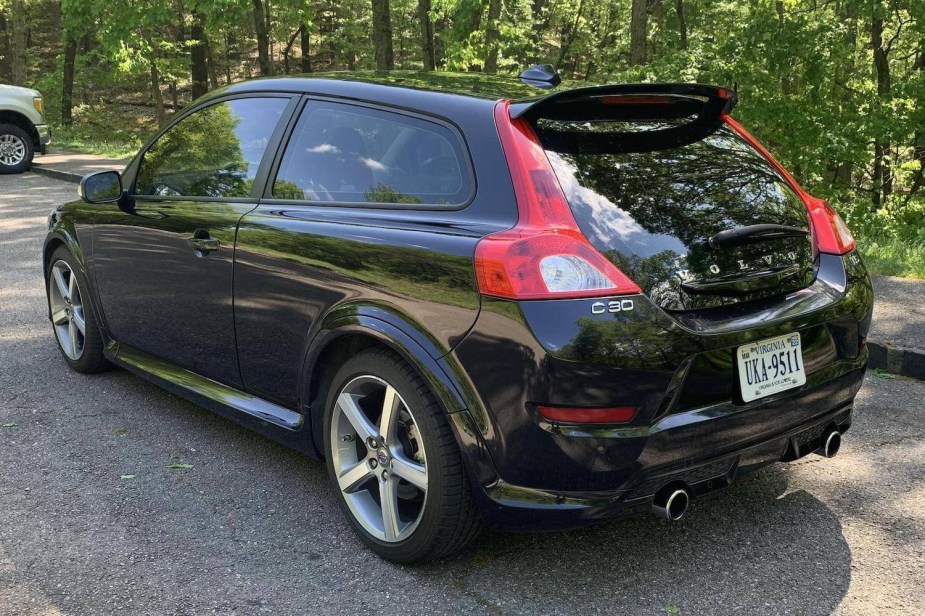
[483,0,502,72]
[61,34,78,125]
[417,0,435,70]
[190,11,209,98]
[629,0,647,65]
[9,0,26,84]
[253,0,273,74]
[371,0,394,69]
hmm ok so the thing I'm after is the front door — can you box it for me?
[88,95,292,386]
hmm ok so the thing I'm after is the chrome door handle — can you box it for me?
[188,230,220,254]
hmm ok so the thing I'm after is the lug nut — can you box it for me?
[381,471,389,480]
[367,437,379,449]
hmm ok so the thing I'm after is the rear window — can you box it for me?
[537,121,808,259]
[273,101,472,206]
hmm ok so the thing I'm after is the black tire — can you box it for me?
[46,246,111,373]
[0,123,34,174]
[323,347,481,563]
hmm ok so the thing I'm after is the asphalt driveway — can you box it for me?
[1,172,923,615]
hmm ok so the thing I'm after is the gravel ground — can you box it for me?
[871,275,925,350]
[1,172,923,616]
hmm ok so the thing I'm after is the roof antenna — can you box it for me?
[519,64,562,90]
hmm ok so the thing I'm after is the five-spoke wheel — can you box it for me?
[45,247,109,373]
[48,260,86,361]
[330,375,428,543]
[323,349,481,563]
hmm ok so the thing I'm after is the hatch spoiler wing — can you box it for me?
[508,83,738,155]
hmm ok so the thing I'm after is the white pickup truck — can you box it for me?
[0,84,50,174]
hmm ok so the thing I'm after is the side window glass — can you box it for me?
[273,101,471,206]
[135,97,288,198]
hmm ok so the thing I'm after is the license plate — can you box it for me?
[736,333,806,403]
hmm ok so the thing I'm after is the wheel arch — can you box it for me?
[0,110,39,148]
[300,304,476,458]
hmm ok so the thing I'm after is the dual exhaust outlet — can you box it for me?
[650,428,843,522]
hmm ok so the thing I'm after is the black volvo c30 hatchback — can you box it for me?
[44,69,873,563]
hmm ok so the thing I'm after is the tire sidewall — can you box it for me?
[0,124,34,174]
[322,350,451,562]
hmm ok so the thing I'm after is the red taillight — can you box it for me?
[537,405,638,424]
[805,196,856,255]
[723,115,855,256]
[475,101,641,300]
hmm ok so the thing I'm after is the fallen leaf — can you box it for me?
[167,463,194,470]
[120,474,136,480]
[873,368,897,379]
[1,423,18,429]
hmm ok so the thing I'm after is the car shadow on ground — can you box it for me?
[423,468,851,614]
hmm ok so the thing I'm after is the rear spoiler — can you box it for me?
[508,83,738,154]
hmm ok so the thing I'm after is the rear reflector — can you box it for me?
[723,115,855,256]
[537,405,638,424]
[475,101,641,300]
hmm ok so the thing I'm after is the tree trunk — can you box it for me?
[528,0,546,62]
[190,12,209,99]
[902,41,925,207]
[483,0,502,73]
[871,13,892,208]
[300,23,312,72]
[629,0,647,66]
[555,0,585,69]
[150,63,166,127]
[252,0,273,75]
[206,39,220,88]
[61,34,78,126]
[9,0,27,85]
[371,0,394,70]
[676,0,687,50]
[418,0,435,70]
[282,28,300,73]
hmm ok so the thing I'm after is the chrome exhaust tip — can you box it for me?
[818,430,842,458]
[652,488,690,521]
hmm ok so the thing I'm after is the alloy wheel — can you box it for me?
[330,375,428,543]
[48,260,86,361]
[0,133,26,167]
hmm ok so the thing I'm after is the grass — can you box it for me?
[858,236,925,279]
[48,102,158,160]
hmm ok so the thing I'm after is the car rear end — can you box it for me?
[451,84,873,530]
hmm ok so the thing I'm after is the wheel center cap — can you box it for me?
[376,448,391,467]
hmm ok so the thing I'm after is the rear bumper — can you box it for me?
[449,252,873,530]
[472,365,862,531]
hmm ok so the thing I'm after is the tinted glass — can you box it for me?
[539,120,813,310]
[135,97,288,198]
[273,101,471,206]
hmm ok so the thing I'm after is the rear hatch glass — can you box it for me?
[534,102,814,312]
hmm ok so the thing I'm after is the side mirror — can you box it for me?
[80,170,123,204]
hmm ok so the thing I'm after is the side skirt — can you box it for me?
[106,342,320,458]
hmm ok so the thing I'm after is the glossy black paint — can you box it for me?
[43,73,875,533]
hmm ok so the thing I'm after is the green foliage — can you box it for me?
[2,0,922,276]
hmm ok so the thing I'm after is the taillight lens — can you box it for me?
[475,101,641,300]
[723,115,856,256]
[537,405,638,424]
[806,197,856,255]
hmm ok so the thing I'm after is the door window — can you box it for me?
[273,101,472,206]
[135,97,288,198]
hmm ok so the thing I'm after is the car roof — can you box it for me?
[204,71,558,108]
